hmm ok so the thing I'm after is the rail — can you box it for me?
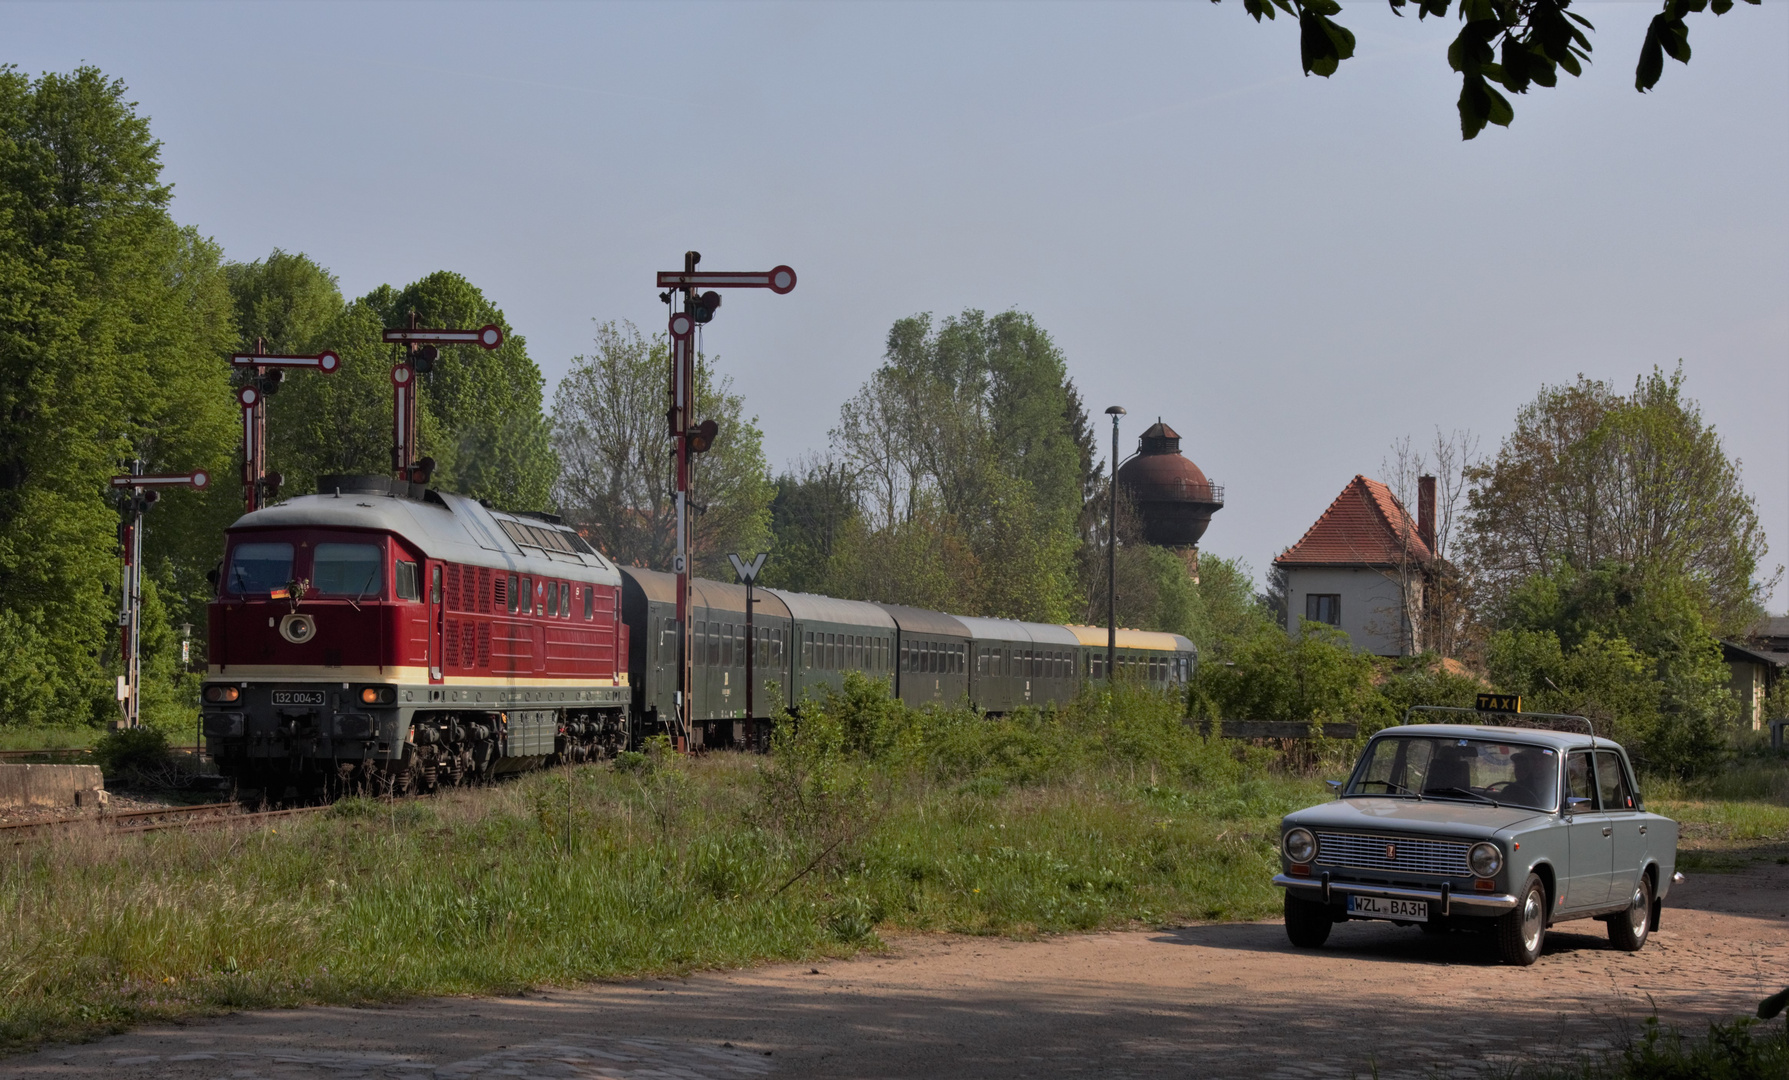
[0,800,328,837]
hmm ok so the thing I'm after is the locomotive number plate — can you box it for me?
[272,691,326,705]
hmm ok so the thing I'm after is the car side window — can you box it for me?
[1565,751,1595,805]
[1595,750,1635,811]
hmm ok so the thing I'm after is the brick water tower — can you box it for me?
[1115,420,1223,581]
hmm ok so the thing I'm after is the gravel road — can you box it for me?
[7,861,1784,1080]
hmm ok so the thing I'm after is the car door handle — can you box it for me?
[1638,825,1647,835]
[1602,826,1612,837]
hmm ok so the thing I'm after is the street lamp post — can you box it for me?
[1105,405,1126,682]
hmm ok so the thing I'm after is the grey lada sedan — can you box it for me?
[1273,720,1679,965]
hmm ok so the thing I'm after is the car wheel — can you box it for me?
[1606,875,1652,952]
[1496,874,1547,966]
[1284,893,1333,948]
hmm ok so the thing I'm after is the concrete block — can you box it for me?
[0,764,107,809]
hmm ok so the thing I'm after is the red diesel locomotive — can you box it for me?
[201,474,631,797]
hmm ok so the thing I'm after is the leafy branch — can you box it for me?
[1226,0,1761,139]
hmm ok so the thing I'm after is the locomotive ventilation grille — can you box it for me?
[1315,832,1470,876]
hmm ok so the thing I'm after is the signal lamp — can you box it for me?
[259,472,284,501]
[689,419,719,453]
[260,368,285,394]
[359,687,394,704]
[412,344,438,374]
[692,291,721,323]
[204,685,241,703]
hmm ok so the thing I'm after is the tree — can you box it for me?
[0,66,237,729]
[224,249,343,354]
[1463,367,1770,639]
[1382,428,1482,659]
[1228,0,1761,139]
[551,320,772,577]
[761,455,860,595]
[1485,560,1734,775]
[370,273,556,511]
[828,309,1085,621]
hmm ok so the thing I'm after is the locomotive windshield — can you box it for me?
[312,542,385,597]
[225,542,294,595]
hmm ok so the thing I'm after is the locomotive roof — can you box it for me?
[229,490,621,584]
[951,615,1082,647]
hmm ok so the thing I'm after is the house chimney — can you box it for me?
[1417,475,1436,556]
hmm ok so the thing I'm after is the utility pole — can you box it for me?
[656,255,795,752]
[1105,405,1126,682]
[108,466,211,728]
[230,342,340,511]
[729,552,768,749]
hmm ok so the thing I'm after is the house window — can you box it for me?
[1306,594,1341,626]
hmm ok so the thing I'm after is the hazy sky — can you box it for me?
[11,1,1788,608]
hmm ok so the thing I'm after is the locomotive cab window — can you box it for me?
[430,565,442,604]
[226,542,293,595]
[394,560,420,601]
[583,586,594,621]
[312,543,384,597]
[519,577,533,614]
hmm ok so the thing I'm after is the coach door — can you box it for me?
[428,562,445,684]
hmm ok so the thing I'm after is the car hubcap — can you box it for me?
[1630,888,1647,934]
[1522,890,1543,953]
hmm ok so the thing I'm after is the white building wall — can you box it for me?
[1284,566,1418,656]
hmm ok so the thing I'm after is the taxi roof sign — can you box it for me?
[1475,693,1522,713]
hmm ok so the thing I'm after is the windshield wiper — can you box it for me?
[345,567,377,612]
[1424,786,1501,806]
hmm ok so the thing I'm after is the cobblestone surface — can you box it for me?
[5,861,1784,1080]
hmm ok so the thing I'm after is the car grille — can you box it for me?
[1316,832,1470,876]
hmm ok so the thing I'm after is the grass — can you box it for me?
[1648,756,1789,872]
[0,678,1318,1052]
[0,727,97,753]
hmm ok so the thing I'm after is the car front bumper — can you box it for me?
[1273,873,1519,916]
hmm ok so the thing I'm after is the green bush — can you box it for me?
[90,726,174,781]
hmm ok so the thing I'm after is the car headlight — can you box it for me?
[1469,842,1503,878]
[1283,827,1317,863]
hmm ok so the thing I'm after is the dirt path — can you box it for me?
[7,863,1785,1080]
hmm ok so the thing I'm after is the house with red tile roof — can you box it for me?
[1273,475,1434,656]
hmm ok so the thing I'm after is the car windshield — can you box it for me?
[311,543,385,597]
[1347,736,1560,811]
[225,542,294,595]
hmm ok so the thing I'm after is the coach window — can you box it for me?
[313,543,384,597]
[394,560,421,601]
[721,624,734,668]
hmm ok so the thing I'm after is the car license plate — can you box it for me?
[1348,894,1428,922]
[272,691,326,705]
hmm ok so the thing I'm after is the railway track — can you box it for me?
[1,799,330,838]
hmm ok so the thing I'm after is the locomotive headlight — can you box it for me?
[1469,842,1503,878]
[203,685,240,704]
[1283,827,1317,863]
[359,687,394,705]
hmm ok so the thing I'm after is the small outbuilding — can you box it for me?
[1273,474,1433,657]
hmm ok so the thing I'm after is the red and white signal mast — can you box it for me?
[231,341,341,512]
[380,315,505,484]
[656,253,795,751]
[108,463,211,728]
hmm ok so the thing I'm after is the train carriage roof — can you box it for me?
[1064,625,1196,653]
[691,578,794,621]
[227,490,620,585]
[766,590,898,630]
[875,603,971,639]
[951,616,1081,647]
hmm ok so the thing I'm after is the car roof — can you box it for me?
[1372,724,1617,752]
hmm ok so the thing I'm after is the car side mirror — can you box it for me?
[1564,796,1593,815]
[1325,780,1342,795]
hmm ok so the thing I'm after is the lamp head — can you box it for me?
[1105,405,1126,418]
